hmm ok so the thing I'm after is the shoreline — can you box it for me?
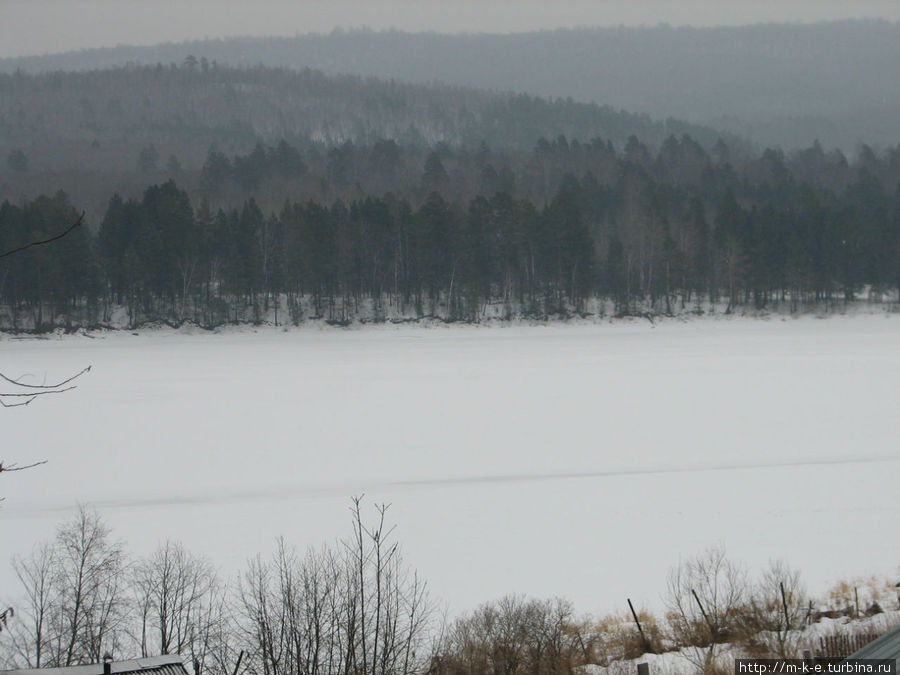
[2,298,898,340]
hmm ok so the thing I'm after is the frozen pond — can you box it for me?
[2,315,899,614]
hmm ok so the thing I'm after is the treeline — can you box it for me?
[2,505,895,674]
[1,136,899,330]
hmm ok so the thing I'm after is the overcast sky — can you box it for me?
[2,0,899,59]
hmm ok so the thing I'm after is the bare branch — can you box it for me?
[1,366,89,496]
[0,365,91,390]
[1,396,35,408]
[0,207,89,499]
[0,386,78,398]
[0,460,49,474]
[0,366,91,408]
[0,213,85,259]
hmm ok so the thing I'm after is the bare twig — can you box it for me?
[0,365,91,389]
[0,366,91,407]
[0,386,78,398]
[0,397,34,408]
[0,213,85,259]
[0,385,80,407]
[0,460,48,473]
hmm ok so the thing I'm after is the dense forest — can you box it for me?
[4,21,899,150]
[2,131,898,330]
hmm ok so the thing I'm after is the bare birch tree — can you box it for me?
[4,507,126,667]
[236,497,434,675]
[5,543,57,667]
[665,546,748,674]
[131,540,226,674]
[52,506,127,665]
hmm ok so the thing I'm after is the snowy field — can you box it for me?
[1,315,899,615]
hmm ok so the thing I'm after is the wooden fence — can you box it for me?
[816,631,880,659]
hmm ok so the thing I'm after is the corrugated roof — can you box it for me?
[2,655,189,675]
[847,624,900,661]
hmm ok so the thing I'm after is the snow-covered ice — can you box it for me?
[1,315,898,614]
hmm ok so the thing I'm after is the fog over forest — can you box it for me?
[3,21,900,150]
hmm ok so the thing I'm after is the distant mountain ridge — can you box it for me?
[2,20,898,150]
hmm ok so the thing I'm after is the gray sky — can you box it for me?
[2,0,899,59]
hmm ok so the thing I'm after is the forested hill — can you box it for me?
[0,62,722,166]
[3,21,899,150]
[0,62,731,223]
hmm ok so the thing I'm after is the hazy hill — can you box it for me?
[0,62,728,220]
[3,21,898,151]
[0,62,724,168]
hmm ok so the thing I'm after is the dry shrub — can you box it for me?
[821,575,896,617]
[429,595,592,674]
[594,610,664,663]
[738,560,809,659]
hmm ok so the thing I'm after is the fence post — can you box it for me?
[628,598,651,653]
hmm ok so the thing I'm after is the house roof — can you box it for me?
[847,624,900,661]
[2,655,189,675]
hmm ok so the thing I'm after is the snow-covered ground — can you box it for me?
[579,611,900,674]
[1,315,898,615]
